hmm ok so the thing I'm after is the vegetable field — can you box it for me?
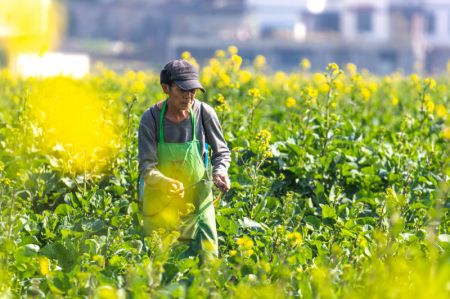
[0,49,449,298]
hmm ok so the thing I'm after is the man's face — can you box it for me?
[164,83,197,112]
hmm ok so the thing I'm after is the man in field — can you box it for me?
[138,59,231,259]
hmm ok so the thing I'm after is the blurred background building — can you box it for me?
[3,0,450,74]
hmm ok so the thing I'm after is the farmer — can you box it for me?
[138,59,231,259]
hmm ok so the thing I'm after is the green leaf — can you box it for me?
[304,215,321,229]
[322,205,337,220]
[216,215,239,236]
[239,217,268,232]
[54,203,74,216]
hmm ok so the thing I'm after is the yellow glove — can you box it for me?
[144,168,184,199]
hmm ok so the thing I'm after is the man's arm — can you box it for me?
[201,103,231,192]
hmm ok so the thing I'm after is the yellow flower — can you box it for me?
[443,127,450,140]
[130,80,146,93]
[181,51,191,60]
[239,70,252,84]
[386,187,406,207]
[248,88,261,98]
[93,255,105,268]
[287,231,303,246]
[255,76,268,92]
[424,94,435,113]
[410,73,420,84]
[313,73,326,84]
[209,58,220,72]
[386,187,396,204]
[436,104,447,118]
[27,77,121,174]
[228,45,238,55]
[351,74,362,84]
[231,54,242,71]
[215,94,230,113]
[215,49,226,58]
[217,95,225,104]
[383,76,392,85]
[125,70,136,81]
[424,77,436,90]
[274,71,287,86]
[229,250,237,256]
[368,82,378,93]
[201,69,212,86]
[305,85,318,100]
[256,130,272,159]
[237,236,254,249]
[38,256,50,275]
[246,249,255,256]
[326,62,341,76]
[256,129,271,142]
[319,83,330,94]
[300,58,311,71]
[254,55,266,69]
[285,97,296,108]
[95,286,120,299]
[244,239,254,249]
[333,78,345,92]
[231,82,241,89]
[361,87,371,102]
[2,178,11,186]
[391,96,399,106]
[218,71,231,87]
[346,63,357,76]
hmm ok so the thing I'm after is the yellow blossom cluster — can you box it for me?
[287,231,303,246]
[181,51,200,71]
[236,235,255,256]
[436,104,447,118]
[424,94,435,113]
[285,97,296,108]
[38,256,50,276]
[255,129,273,159]
[214,94,230,113]
[27,77,122,174]
[346,63,358,76]
[326,62,341,77]
[302,85,318,106]
[300,58,311,71]
[386,187,406,207]
[200,46,244,89]
[254,55,266,70]
[443,127,450,140]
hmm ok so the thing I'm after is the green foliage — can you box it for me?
[0,59,449,298]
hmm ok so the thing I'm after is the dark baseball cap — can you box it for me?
[160,59,205,92]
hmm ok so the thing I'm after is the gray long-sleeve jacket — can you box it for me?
[138,99,231,181]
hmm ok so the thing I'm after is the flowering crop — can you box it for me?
[0,50,449,298]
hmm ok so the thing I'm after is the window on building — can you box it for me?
[425,11,435,34]
[356,9,373,33]
[314,12,340,32]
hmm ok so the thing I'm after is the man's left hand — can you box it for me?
[213,173,230,193]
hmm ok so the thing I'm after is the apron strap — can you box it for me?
[159,100,196,143]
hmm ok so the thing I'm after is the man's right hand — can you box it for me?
[143,169,184,199]
[165,178,184,199]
